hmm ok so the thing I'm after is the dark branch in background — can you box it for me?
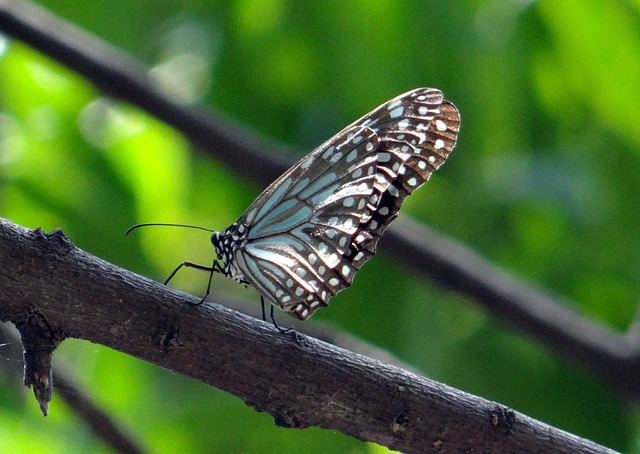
[0,219,615,454]
[53,371,147,454]
[389,219,640,396]
[0,0,638,398]
[0,0,288,187]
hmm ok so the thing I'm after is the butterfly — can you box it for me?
[128,88,460,323]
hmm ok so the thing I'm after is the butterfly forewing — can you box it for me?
[217,88,460,320]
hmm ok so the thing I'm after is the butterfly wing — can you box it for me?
[229,88,460,320]
[343,88,460,269]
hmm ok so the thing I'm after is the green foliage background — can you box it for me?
[1,0,639,452]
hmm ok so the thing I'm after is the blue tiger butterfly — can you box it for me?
[128,88,460,322]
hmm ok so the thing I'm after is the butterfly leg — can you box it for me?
[260,296,267,321]
[164,260,223,305]
[264,299,297,336]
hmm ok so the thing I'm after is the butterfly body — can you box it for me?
[207,88,460,320]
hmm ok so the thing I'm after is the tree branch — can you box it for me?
[0,0,638,399]
[0,218,616,453]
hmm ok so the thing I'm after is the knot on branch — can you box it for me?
[489,405,517,434]
[32,227,74,258]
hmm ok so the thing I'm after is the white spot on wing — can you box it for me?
[435,119,448,131]
[343,197,355,208]
[322,146,335,160]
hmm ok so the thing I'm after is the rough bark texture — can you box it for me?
[0,218,616,453]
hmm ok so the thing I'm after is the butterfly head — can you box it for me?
[210,230,234,280]
[211,231,224,260]
[210,223,250,282]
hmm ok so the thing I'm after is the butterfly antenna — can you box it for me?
[125,223,216,236]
